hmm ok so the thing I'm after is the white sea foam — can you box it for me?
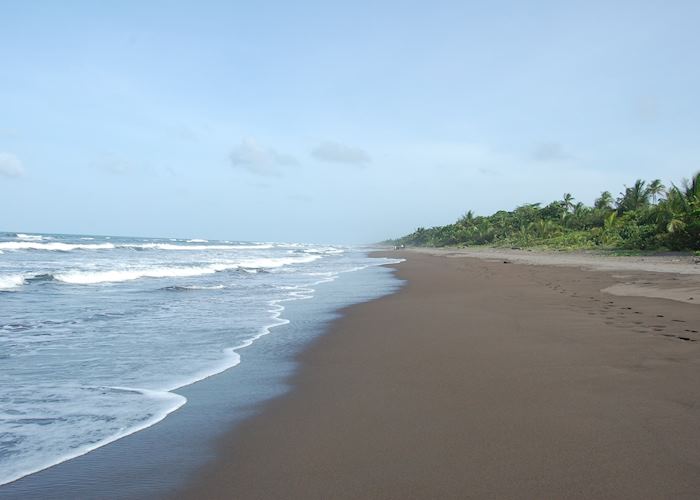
[303,246,345,255]
[238,255,321,269]
[0,235,401,488]
[0,242,115,251]
[53,255,320,285]
[54,265,237,284]
[186,239,208,243]
[0,274,25,290]
[119,243,274,251]
[0,241,274,252]
[4,268,345,487]
[157,276,337,393]
[0,388,186,488]
[16,233,45,241]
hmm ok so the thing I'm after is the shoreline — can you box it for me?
[391,246,700,275]
[174,250,700,499]
[0,259,402,499]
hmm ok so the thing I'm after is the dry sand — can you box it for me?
[174,250,700,499]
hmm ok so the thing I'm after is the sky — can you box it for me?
[1,1,699,243]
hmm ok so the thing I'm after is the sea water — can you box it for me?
[0,232,401,488]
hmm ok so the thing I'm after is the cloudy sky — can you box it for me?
[1,1,699,243]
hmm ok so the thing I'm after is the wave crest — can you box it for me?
[0,274,25,290]
[0,242,115,251]
[52,255,320,285]
[0,241,275,252]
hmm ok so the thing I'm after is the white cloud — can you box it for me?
[229,139,297,176]
[311,141,370,165]
[0,152,24,177]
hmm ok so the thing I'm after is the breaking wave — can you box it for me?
[0,242,116,251]
[0,274,25,290]
[0,241,275,252]
[51,255,320,285]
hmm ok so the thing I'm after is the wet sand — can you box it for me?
[175,250,700,499]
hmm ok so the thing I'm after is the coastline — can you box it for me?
[0,259,402,499]
[175,249,700,499]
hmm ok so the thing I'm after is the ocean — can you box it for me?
[0,232,401,493]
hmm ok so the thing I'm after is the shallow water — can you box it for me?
[0,232,401,492]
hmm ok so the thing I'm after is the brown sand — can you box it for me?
[175,251,700,499]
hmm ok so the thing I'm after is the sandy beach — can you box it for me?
[174,249,700,499]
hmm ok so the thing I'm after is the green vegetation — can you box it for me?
[389,172,700,251]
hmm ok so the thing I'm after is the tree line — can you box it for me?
[389,172,700,251]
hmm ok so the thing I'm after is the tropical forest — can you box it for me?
[390,172,700,251]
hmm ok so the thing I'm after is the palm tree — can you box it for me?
[601,211,619,245]
[654,172,699,248]
[458,210,475,227]
[666,173,699,214]
[648,179,665,204]
[617,179,649,212]
[562,193,575,212]
[529,219,557,238]
[570,202,590,229]
[513,203,541,227]
[594,191,614,210]
[667,218,686,234]
[603,211,617,230]
[680,172,700,202]
[475,220,494,243]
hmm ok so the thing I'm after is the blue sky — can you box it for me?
[1,1,699,243]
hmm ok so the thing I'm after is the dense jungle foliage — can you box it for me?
[389,172,700,251]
